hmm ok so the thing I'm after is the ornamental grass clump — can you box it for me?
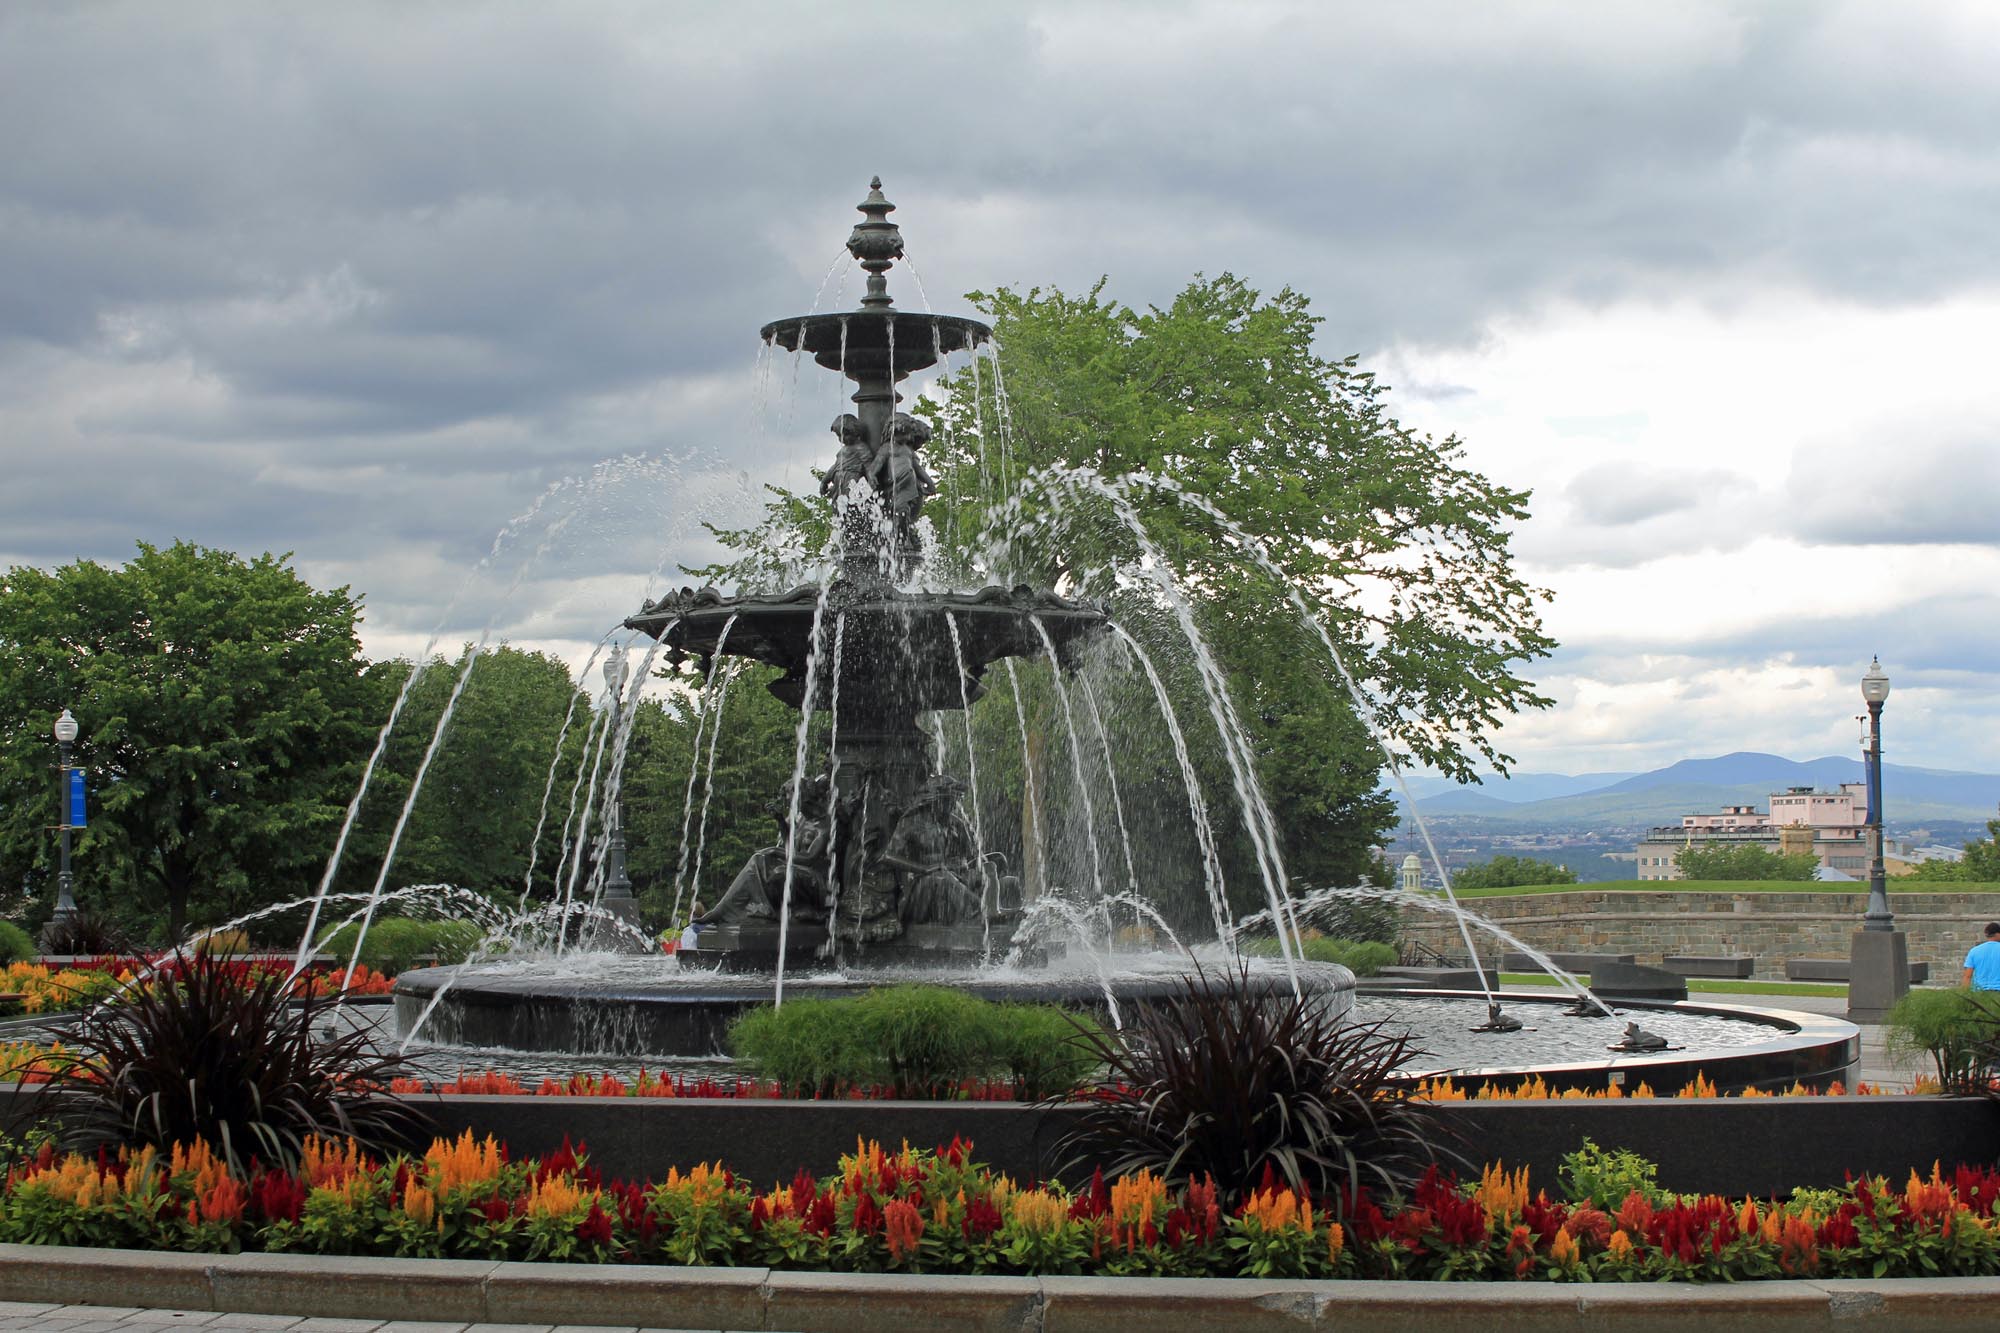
[35,950,429,1171]
[1055,962,1452,1215]
[1887,987,2000,1096]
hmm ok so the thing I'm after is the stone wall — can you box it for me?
[1400,890,2000,980]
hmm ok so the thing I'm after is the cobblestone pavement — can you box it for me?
[0,1306,729,1333]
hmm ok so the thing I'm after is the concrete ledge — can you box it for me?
[485,1261,768,1329]
[205,1251,495,1321]
[765,1269,1042,1333]
[5,1247,2000,1330]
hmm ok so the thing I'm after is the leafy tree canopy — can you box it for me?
[1451,854,1578,890]
[337,646,594,905]
[1674,843,1819,882]
[924,275,1555,783]
[0,541,378,941]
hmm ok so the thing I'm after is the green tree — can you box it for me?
[0,542,378,941]
[1673,843,1819,881]
[1451,854,1578,889]
[338,646,593,904]
[924,275,1554,782]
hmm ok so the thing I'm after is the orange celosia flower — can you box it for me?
[403,1181,437,1227]
[423,1130,507,1197]
[196,1174,247,1226]
[1607,1229,1634,1262]
[527,1173,595,1220]
[1008,1189,1070,1235]
[1549,1226,1579,1266]
[1475,1163,1530,1226]
[1241,1184,1312,1233]
[884,1197,925,1261]
[301,1135,371,1188]
[1326,1221,1345,1266]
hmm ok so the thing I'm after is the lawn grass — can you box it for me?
[1495,971,1846,998]
[1453,879,2000,899]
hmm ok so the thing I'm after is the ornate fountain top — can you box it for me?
[848,176,904,310]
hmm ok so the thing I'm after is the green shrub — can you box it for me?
[1241,935,1398,977]
[319,918,488,976]
[854,985,1004,1099]
[728,997,872,1097]
[994,1003,1102,1099]
[1888,988,2000,1094]
[727,986,1098,1098]
[1559,1138,1667,1209]
[0,922,35,965]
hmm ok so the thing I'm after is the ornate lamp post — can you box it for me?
[1846,656,1908,1023]
[51,708,80,923]
[1860,657,1892,931]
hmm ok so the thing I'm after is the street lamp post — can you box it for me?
[1860,658,1893,931]
[1846,657,1909,1024]
[51,709,80,924]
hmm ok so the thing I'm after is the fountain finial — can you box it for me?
[848,176,904,310]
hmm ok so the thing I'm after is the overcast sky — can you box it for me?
[4,1,1997,780]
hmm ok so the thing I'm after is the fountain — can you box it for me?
[392,177,1352,1056]
[387,180,1857,1094]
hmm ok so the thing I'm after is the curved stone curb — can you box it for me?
[3,1245,2000,1330]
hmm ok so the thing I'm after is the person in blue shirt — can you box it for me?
[1961,922,2000,991]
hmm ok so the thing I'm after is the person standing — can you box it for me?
[1961,922,2000,991]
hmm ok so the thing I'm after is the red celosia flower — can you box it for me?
[575,1201,614,1248]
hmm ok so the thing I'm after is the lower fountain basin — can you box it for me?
[392,954,1356,1059]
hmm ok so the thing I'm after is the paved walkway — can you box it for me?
[1694,989,1929,1089]
[0,1306,715,1333]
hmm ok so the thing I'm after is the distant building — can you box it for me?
[1636,784,1875,881]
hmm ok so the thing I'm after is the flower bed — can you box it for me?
[0,958,391,1019]
[3,1132,1997,1281]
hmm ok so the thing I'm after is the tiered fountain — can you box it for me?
[389,181,1857,1093]
[392,179,1353,1056]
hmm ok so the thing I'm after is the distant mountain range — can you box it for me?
[1392,751,2000,829]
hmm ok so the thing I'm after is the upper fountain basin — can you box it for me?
[627,580,1108,711]
[761,310,992,377]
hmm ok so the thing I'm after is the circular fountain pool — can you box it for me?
[392,953,1357,1061]
[389,960,1857,1096]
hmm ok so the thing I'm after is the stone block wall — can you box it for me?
[1399,890,2000,981]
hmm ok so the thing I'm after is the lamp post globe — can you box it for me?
[53,709,79,745]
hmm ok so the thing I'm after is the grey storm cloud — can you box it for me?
[1785,432,2000,547]
[4,0,2000,654]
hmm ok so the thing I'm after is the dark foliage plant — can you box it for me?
[35,951,429,1170]
[36,908,132,957]
[1054,962,1455,1217]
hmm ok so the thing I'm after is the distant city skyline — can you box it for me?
[3,3,1995,776]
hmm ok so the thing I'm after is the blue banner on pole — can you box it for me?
[67,769,86,828]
